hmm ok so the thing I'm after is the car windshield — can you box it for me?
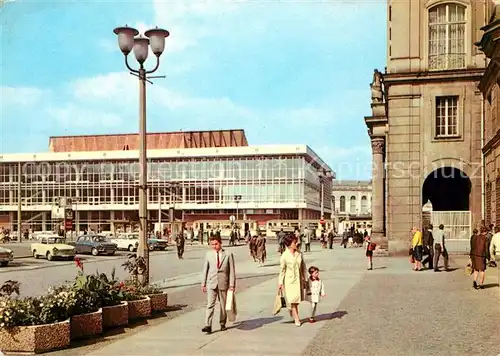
[92,236,107,242]
[47,237,65,244]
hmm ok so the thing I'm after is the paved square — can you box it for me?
[80,247,500,356]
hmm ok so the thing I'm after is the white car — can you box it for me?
[111,233,139,252]
[0,247,14,267]
[31,236,76,261]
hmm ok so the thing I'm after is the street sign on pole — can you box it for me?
[319,219,325,225]
[64,220,73,230]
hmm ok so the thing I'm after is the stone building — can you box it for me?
[477,5,500,227]
[365,0,493,254]
[331,180,372,234]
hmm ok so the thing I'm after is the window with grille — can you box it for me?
[339,196,345,212]
[486,181,492,226]
[428,4,466,70]
[436,96,459,137]
[349,196,357,214]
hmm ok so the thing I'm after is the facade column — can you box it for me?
[42,212,47,232]
[371,137,387,249]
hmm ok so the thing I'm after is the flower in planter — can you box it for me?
[0,292,75,328]
[122,279,162,296]
[122,255,147,285]
[75,257,84,273]
[38,289,77,325]
[0,281,20,298]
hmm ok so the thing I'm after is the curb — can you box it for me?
[2,249,177,273]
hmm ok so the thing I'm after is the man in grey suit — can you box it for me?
[201,235,236,334]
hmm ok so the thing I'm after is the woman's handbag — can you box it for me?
[273,291,286,315]
[465,261,473,275]
[280,292,287,308]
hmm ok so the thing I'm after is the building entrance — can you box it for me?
[422,167,472,240]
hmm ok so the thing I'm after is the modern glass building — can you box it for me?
[0,131,333,233]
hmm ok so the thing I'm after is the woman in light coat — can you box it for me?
[279,234,308,326]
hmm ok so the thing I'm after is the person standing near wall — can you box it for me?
[433,224,449,272]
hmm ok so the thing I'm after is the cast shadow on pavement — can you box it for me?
[164,304,188,312]
[314,310,348,322]
[163,273,276,290]
[482,283,499,289]
[264,263,280,268]
[231,316,284,331]
[373,266,387,270]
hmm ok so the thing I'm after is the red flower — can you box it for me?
[75,257,84,271]
[119,282,125,288]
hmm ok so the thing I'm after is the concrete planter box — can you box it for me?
[70,308,103,340]
[127,296,151,320]
[102,301,128,329]
[0,319,70,354]
[148,292,168,312]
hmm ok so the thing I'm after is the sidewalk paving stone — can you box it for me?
[78,247,500,356]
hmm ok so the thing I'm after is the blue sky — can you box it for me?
[0,0,386,180]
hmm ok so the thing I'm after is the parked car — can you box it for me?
[111,233,139,252]
[111,233,168,252]
[148,234,168,251]
[31,236,76,261]
[0,246,14,267]
[74,235,118,256]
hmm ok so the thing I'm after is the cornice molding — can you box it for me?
[383,69,484,86]
[482,128,500,154]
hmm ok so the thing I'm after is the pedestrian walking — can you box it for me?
[328,228,334,249]
[189,227,194,245]
[320,230,327,249]
[433,224,449,271]
[278,234,308,327]
[306,266,326,323]
[176,230,185,259]
[411,226,423,271]
[422,224,434,269]
[470,226,488,289]
[201,235,236,334]
[304,227,312,252]
[489,226,500,288]
[365,235,376,270]
[277,229,286,254]
[255,234,266,266]
[294,228,301,251]
[249,235,258,262]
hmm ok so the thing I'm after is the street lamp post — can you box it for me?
[234,195,242,221]
[318,172,324,219]
[113,25,169,285]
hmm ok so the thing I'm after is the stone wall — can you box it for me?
[385,78,483,254]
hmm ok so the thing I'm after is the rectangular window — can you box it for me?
[435,96,459,137]
[486,181,492,226]
[428,4,466,70]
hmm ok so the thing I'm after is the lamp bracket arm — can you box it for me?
[125,55,140,74]
[146,56,160,74]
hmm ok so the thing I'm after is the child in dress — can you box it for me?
[306,266,326,323]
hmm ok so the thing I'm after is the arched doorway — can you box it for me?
[422,167,472,239]
[422,167,471,211]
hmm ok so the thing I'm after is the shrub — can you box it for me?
[0,289,76,328]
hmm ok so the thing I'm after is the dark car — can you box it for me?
[148,235,168,251]
[75,235,118,256]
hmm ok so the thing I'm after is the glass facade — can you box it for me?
[0,155,332,209]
